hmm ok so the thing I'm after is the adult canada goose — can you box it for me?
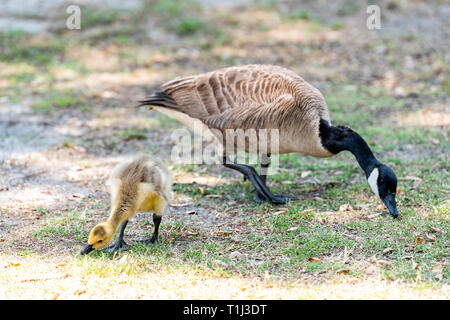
[139,65,399,217]
[81,155,172,254]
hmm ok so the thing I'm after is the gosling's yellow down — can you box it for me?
[81,155,172,254]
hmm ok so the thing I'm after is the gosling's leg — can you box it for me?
[222,156,289,204]
[150,213,162,243]
[102,220,129,253]
[138,213,162,245]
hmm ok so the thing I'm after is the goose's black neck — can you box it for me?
[319,119,379,176]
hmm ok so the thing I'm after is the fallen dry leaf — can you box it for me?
[205,194,221,198]
[431,265,443,281]
[118,254,129,264]
[6,261,20,267]
[212,260,228,269]
[273,208,288,216]
[426,234,436,241]
[430,226,444,234]
[367,212,382,219]
[396,187,402,196]
[429,138,440,145]
[170,202,193,207]
[229,251,243,259]
[383,247,394,255]
[336,269,349,274]
[377,259,392,267]
[318,217,327,224]
[339,204,352,212]
[301,170,312,178]
[198,187,205,195]
[74,289,86,296]
[415,237,425,244]
[300,208,314,215]
[355,204,370,210]
[186,210,198,215]
[213,231,233,237]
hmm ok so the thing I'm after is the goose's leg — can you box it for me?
[260,153,271,185]
[138,213,162,245]
[102,220,129,252]
[254,154,272,202]
[235,154,248,182]
[248,154,270,192]
[222,156,289,204]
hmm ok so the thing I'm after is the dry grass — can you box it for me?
[1,254,447,299]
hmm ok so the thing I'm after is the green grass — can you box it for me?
[33,210,91,242]
[286,10,310,21]
[147,0,213,36]
[0,30,65,65]
[336,0,359,16]
[81,8,122,28]
[157,137,448,282]
[176,17,206,35]
[119,127,148,141]
[31,90,91,112]
[330,22,344,30]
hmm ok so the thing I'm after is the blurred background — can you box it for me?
[0,0,449,298]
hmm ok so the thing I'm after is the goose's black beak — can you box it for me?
[81,243,94,255]
[382,193,398,218]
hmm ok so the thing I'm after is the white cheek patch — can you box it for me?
[367,168,379,197]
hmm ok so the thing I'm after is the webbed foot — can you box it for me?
[254,191,290,204]
[101,239,129,253]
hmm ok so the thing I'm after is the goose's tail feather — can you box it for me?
[137,91,178,109]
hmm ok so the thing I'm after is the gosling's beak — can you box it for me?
[81,243,94,255]
[382,193,398,218]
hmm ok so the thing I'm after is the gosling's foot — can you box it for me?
[101,239,129,253]
[254,191,290,204]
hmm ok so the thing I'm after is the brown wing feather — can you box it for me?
[141,64,330,129]
[203,94,297,130]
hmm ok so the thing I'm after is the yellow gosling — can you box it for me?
[81,154,172,254]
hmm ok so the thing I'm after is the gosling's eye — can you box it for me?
[97,240,103,243]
